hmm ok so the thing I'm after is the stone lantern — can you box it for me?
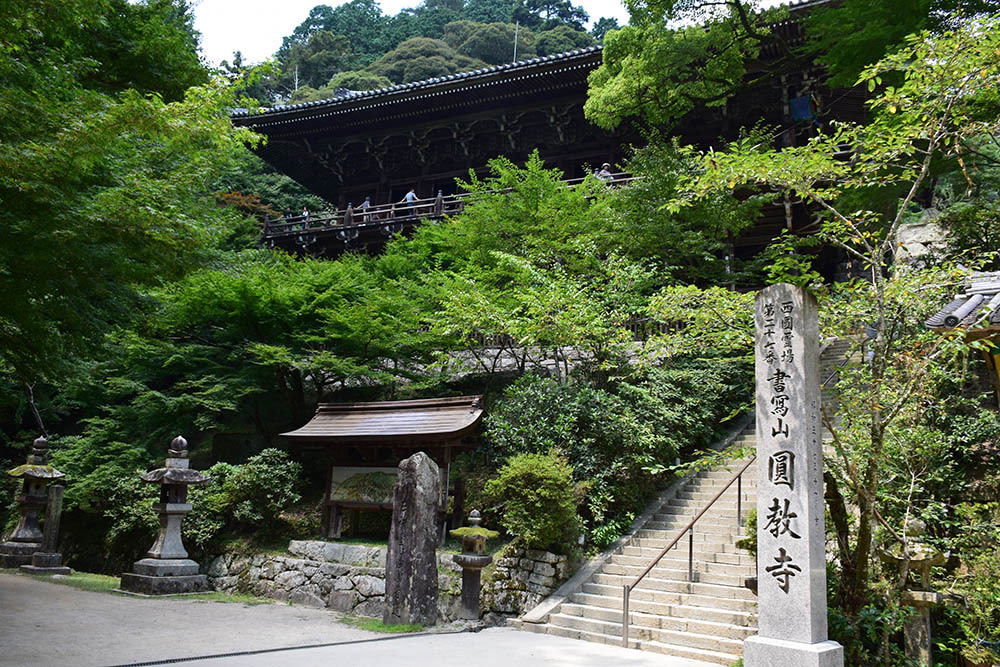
[120,436,210,595]
[878,519,948,666]
[0,437,64,568]
[450,509,498,620]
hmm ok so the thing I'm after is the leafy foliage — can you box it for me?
[366,37,486,84]
[0,1,256,384]
[535,24,595,55]
[605,142,765,285]
[101,450,302,570]
[484,362,749,546]
[484,452,583,552]
[443,20,537,64]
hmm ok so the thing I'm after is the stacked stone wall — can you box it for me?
[206,540,571,623]
[480,546,570,623]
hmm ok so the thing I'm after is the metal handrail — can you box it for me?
[622,455,755,648]
[621,342,854,648]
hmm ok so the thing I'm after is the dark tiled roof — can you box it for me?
[926,272,1000,329]
[232,47,602,120]
[281,396,484,445]
[232,0,828,122]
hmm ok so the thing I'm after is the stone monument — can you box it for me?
[20,484,71,575]
[1,437,65,568]
[744,283,844,666]
[120,436,210,595]
[451,509,497,620]
[384,451,440,626]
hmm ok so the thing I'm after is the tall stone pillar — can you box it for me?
[744,283,844,666]
[384,451,440,626]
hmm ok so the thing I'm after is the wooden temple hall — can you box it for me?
[281,396,484,539]
[231,0,867,266]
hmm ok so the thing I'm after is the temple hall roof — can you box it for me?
[281,396,484,446]
[926,272,1000,329]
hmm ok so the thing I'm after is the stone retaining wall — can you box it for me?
[480,546,571,624]
[206,540,571,623]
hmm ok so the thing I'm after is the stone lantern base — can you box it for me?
[0,541,41,568]
[20,551,71,575]
[120,558,208,595]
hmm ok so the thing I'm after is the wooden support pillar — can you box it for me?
[322,459,334,538]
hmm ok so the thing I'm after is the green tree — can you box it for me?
[279,0,388,60]
[0,0,257,387]
[443,20,537,64]
[590,16,620,42]
[681,15,1000,614]
[513,0,589,30]
[279,30,360,91]
[326,70,393,91]
[366,37,486,83]
[803,0,1000,88]
[535,23,595,55]
[80,0,208,101]
[585,1,788,131]
[606,142,766,285]
[465,0,514,22]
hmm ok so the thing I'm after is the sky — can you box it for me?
[192,0,632,67]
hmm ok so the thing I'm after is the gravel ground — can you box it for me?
[0,571,712,667]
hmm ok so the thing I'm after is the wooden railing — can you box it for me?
[261,173,634,240]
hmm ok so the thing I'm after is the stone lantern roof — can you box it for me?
[7,436,64,480]
[138,435,210,486]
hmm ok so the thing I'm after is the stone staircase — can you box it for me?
[512,339,856,665]
[514,427,759,666]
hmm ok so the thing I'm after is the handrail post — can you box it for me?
[688,528,694,582]
[737,472,743,530]
[622,585,630,647]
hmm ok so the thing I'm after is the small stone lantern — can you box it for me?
[0,437,64,568]
[878,519,948,666]
[120,436,210,595]
[450,510,498,620]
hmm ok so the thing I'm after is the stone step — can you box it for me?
[631,530,742,547]
[608,555,753,577]
[699,469,756,480]
[664,499,744,512]
[591,573,756,600]
[512,438,762,663]
[621,543,751,561]
[547,612,747,656]
[648,511,748,527]
[561,603,757,641]
[516,620,740,666]
[581,583,756,613]
[640,523,748,539]
[676,489,756,502]
[570,592,755,627]
[603,562,747,587]
[612,552,754,569]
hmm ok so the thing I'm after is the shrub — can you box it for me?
[484,359,750,548]
[222,448,302,530]
[101,450,301,568]
[483,452,582,553]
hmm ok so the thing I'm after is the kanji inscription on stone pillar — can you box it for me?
[744,283,843,667]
